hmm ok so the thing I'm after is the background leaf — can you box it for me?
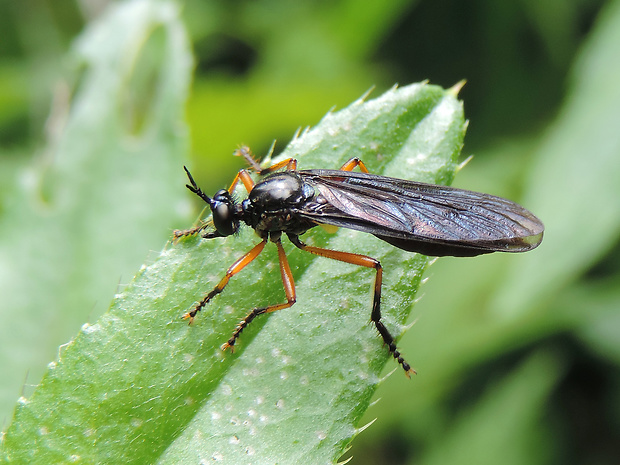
[0,0,192,437]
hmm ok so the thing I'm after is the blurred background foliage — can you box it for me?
[1,0,619,464]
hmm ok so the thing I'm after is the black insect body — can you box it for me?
[176,147,544,376]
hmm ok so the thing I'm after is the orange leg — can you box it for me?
[227,169,256,193]
[288,234,415,377]
[228,158,298,194]
[183,238,268,323]
[257,157,297,174]
[340,157,370,173]
[221,236,297,351]
[228,152,298,195]
[234,145,297,176]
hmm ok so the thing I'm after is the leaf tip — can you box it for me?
[449,79,467,96]
[379,366,399,383]
[357,86,376,103]
[355,417,377,435]
[457,154,474,173]
[337,455,354,465]
[265,140,277,161]
[403,317,419,333]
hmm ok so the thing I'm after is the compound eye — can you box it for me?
[211,200,235,236]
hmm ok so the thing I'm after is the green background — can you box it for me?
[1,0,619,464]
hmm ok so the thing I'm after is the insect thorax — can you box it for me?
[243,172,317,235]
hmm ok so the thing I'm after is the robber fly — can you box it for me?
[175,147,544,376]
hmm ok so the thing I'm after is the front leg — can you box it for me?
[222,236,297,351]
[183,238,267,323]
[173,220,210,240]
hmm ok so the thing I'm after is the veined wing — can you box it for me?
[296,169,544,257]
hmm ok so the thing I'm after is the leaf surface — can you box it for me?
[1,82,465,464]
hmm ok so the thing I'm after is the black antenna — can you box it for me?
[183,166,211,205]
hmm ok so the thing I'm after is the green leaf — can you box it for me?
[491,0,620,316]
[418,349,565,465]
[1,82,465,464]
[0,0,192,440]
